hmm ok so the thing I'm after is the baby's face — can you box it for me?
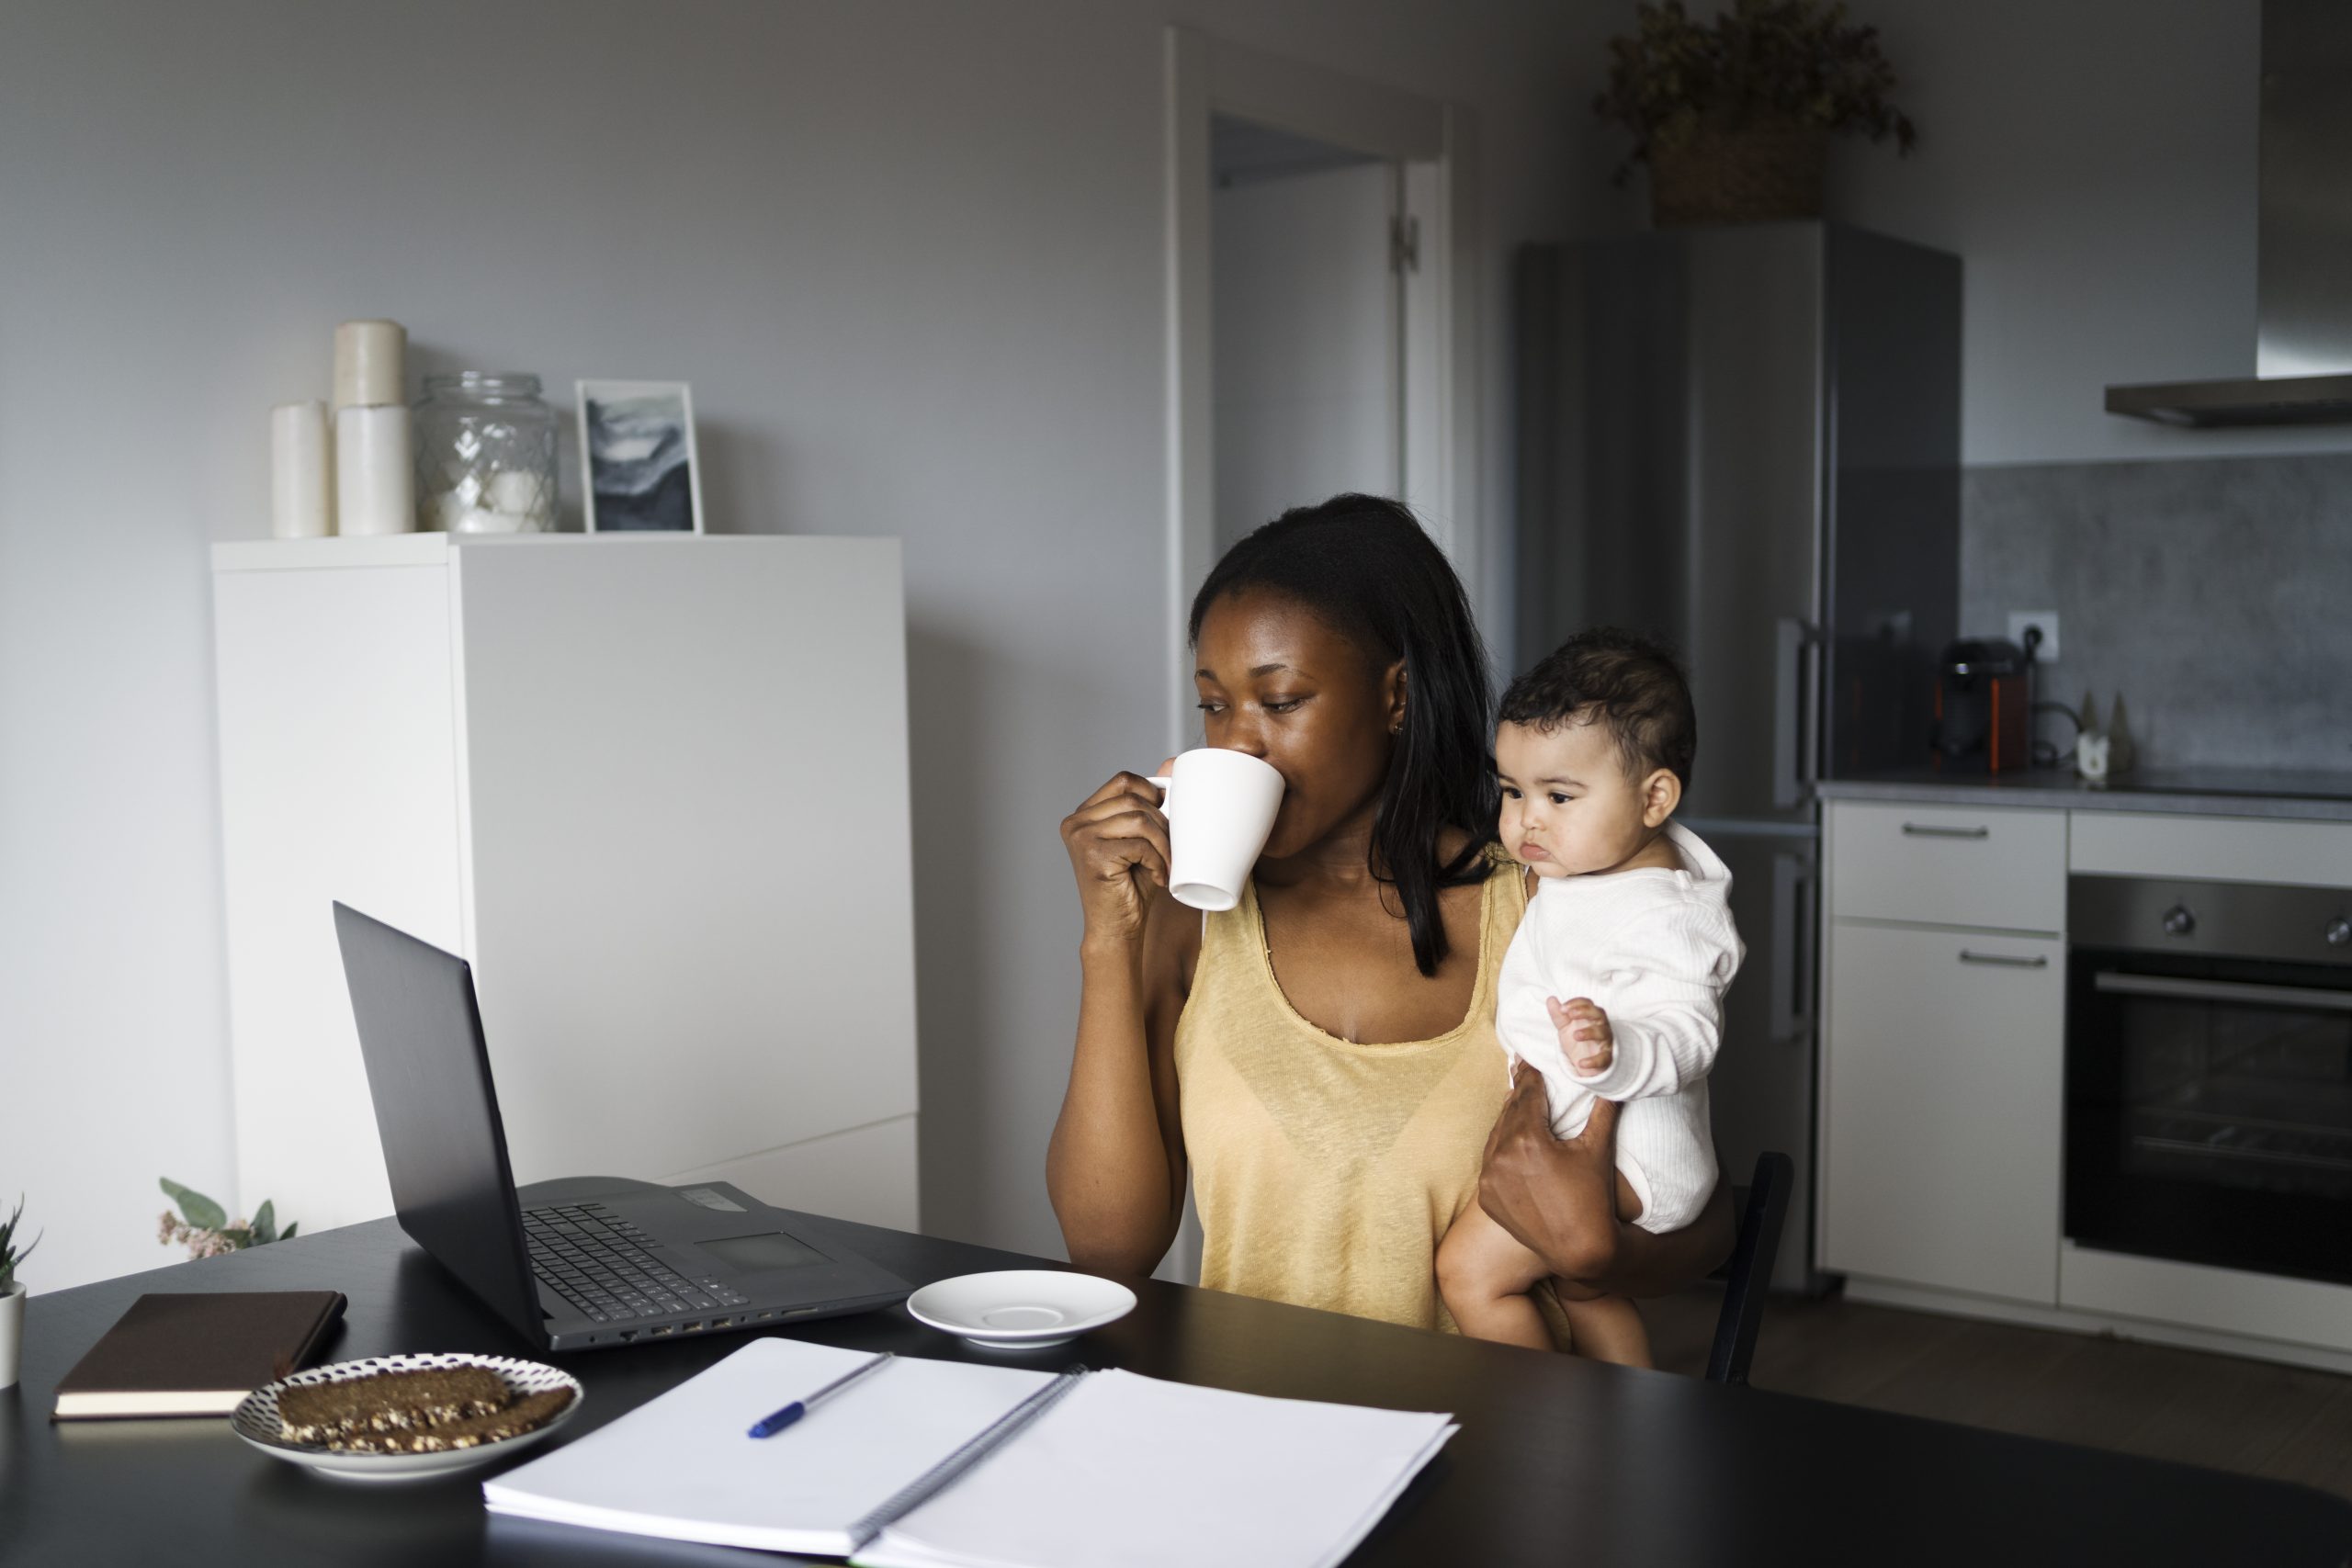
[1495,717,1668,878]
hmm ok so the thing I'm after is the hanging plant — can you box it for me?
[1593,0,1917,225]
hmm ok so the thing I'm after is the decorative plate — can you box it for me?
[906,1269,1136,1350]
[231,1352,584,1483]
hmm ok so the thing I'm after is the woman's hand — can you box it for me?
[1060,765,1176,948]
[1051,762,1195,1277]
[1477,1066,1625,1290]
[1477,1066,1736,1299]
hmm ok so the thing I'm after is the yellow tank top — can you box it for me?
[1176,851,1548,1337]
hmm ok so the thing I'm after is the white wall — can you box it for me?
[1826,0,2263,466]
[1579,1,2346,468]
[1815,1,2347,467]
[0,0,1609,1291]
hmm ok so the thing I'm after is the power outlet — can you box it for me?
[2007,610,2061,662]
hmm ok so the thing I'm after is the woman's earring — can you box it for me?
[1390,716,1404,735]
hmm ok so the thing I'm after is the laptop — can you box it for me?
[332,902,911,1352]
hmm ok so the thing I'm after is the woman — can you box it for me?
[1048,495,1732,1342]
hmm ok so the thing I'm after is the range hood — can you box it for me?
[2105,374,2352,429]
[2107,0,2352,426]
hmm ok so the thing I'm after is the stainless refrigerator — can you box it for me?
[1514,222,1961,1289]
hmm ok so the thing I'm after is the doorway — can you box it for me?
[1211,117,1402,555]
[1163,26,1480,751]
[1158,33,1479,1283]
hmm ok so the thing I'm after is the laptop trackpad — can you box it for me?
[695,1231,827,1272]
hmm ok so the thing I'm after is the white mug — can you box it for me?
[1148,749,1285,912]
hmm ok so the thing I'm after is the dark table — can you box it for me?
[6,1213,2348,1568]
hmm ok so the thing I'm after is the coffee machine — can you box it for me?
[1930,638,2031,773]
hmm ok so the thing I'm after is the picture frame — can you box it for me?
[576,379,706,534]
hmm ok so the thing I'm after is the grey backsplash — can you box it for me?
[1961,455,2352,772]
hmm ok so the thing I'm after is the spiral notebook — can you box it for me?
[483,1337,1455,1568]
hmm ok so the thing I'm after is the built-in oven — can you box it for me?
[2066,874,2352,1287]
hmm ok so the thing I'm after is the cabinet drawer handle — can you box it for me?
[1958,950,2048,968]
[1902,822,1990,840]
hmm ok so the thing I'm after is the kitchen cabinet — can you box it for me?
[1819,921,2064,1303]
[211,535,921,1238]
[1826,802,2065,932]
[1819,801,2068,1305]
[1816,786,2352,1371]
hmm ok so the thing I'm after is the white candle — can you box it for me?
[269,400,332,538]
[335,404,414,536]
[333,320,406,411]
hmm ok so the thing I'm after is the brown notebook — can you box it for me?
[51,1291,346,1420]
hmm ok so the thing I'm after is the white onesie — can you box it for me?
[1493,820,1744,1235]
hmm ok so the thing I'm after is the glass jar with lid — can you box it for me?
[412,372,560,533]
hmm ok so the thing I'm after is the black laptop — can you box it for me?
[332,902,910,1352]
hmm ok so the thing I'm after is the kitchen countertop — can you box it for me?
[1815,765,2352,822]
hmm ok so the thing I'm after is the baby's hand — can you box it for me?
[1548,996,1613,1075]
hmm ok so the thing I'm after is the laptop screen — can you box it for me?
[332,903,545,1344]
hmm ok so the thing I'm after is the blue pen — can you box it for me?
[748,1351,896,1438]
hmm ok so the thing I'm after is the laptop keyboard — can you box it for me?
[523,1202,752,1325]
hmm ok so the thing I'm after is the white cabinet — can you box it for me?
[2069,809,2352,886]
[1818,922,2064,1303]
[1818,800,2068,1306]
[1820,795,2352,1369]
[211,535,920,1236]
[1826,801,2067,932]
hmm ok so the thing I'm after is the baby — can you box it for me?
[1437,628,1743,1365]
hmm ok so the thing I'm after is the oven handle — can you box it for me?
[2093,972,2352,1012]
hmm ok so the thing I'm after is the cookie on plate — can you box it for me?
[330,1387,578,1453]
[277,1366,511,1444]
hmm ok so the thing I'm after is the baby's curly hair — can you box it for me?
[1498,628,1697,788]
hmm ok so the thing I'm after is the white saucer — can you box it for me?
[906,1269,1136,1350]
[231,1352,583,1483]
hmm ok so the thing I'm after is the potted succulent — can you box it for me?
[1594,0,1917,227]
[1,1195,39,1391]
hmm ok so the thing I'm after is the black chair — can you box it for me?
[1704,1151,1794,1386]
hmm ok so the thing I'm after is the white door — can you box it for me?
[1820,920,2066,1304]
[1211,116,1403,552]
